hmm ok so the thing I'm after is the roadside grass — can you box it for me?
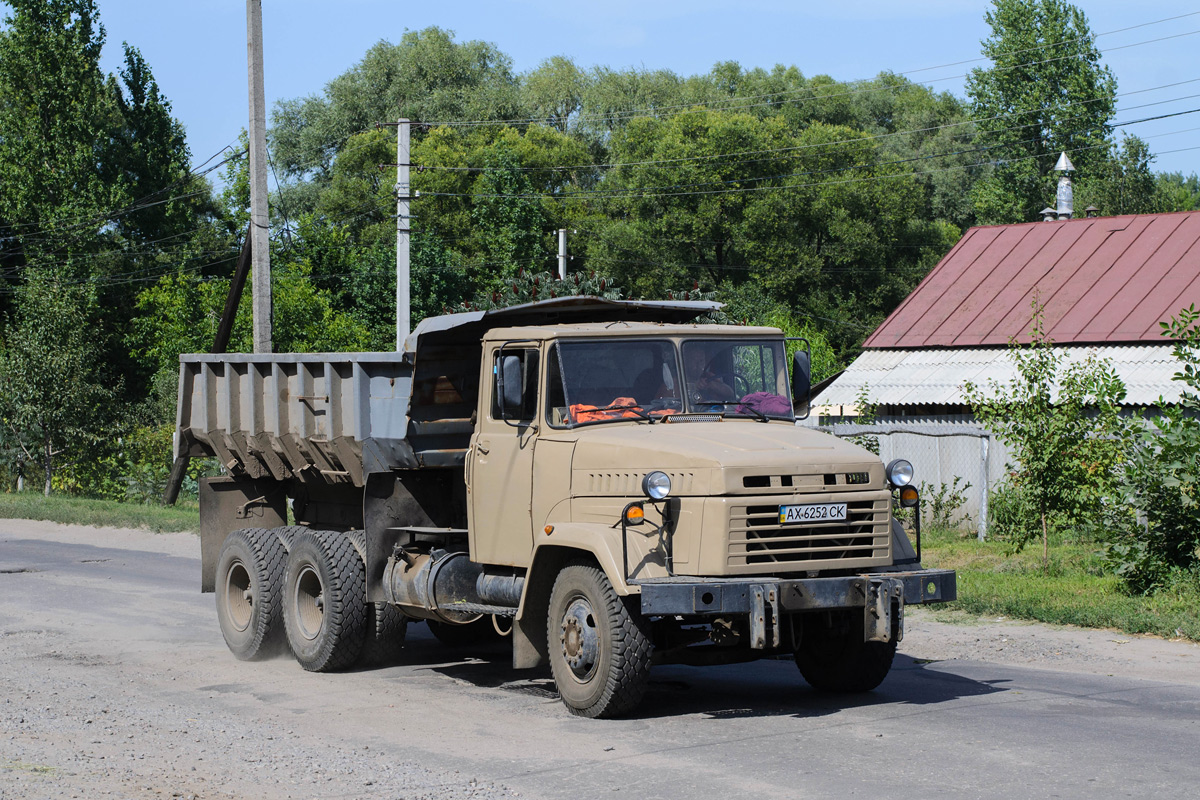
[0,493,199,533]
[919,524,1200,641]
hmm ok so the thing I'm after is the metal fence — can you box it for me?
[807,421,1013,540]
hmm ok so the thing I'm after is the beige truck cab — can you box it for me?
[177,298,954,718]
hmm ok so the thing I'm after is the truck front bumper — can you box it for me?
[636,568,956,649]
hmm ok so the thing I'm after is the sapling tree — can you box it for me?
[964,298,1126,570]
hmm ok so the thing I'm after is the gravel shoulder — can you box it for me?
[900,607,1200,686]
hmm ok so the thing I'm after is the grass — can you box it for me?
[919,524,1200,641]
[0,492,199,533]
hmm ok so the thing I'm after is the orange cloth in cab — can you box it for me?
[570,397,643,422]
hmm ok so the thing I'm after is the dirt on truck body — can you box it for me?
[176,297,955,718]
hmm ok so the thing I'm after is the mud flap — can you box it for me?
[864,577,905,643]
[749,584,781,650]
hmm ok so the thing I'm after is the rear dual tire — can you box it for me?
[282,530,369,672]
[214,528,289,660]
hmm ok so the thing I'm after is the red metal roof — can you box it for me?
[864,210,1200,348]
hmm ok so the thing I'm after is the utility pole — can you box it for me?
[557,228,567,280]
[246,0,272,353]
[396,119,411,350]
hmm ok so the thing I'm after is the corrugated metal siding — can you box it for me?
[819,345,1184,406]
[865,211,1200,348]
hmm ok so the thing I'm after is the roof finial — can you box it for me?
[1054,152,1074,220]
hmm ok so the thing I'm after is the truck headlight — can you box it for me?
[885,459,914,488]
[642,471,672,500]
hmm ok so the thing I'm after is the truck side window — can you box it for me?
[545,344,569,427]
[491,348,539,421]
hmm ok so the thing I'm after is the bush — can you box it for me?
[922,477,973,532]
[1101,305,1200,594]
[987,480,1040,553]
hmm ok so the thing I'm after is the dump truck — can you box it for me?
[176,297,955,718]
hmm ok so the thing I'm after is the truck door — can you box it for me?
[468,344,540,566]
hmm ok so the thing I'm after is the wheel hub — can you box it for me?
[294,565,325,641]
[224,560,253,633]
[559,597,598,680]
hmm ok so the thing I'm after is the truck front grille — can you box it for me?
[727,498,889,569]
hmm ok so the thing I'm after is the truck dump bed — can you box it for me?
[175,297,721,486]
[176,352,425,486]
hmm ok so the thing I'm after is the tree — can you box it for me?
[523,56,587,133]
[270,27,523,193]
[964,299,1127,570]
[1076,134,1157,216]
[966,0,1117,224]
[0,0,119,278]
[0,277,116,495]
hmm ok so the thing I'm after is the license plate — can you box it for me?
[779,503,848,524]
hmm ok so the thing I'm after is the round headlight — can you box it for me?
[642,471,672,500]
[885,459,914,487]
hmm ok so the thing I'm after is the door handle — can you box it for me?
[477,442,490,455]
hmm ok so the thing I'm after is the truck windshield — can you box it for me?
[681,339,794,419]
[546,339,794,426]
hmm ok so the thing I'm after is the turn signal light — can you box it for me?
[623,504,645,526]
[899,485,919,508]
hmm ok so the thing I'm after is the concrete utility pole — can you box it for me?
[557,229,567,280]
[396,119,411,350]
[246,0,272,352]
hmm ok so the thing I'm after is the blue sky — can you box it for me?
[4,1,1200,177]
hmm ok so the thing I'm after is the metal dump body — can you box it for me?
[175,352,419,486]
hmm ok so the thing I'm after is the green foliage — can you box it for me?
[456,269,621,311]
[0,277,118,495]
[1075,134,1158,217]
[966,0,1117,223]
[965,298,1128,568]
[922,477,973,532]
[986,479,1039,551]
[0,492,200,533]
[1101,305,1200,594]
[920,524,1200,641]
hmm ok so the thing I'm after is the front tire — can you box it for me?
[214,528,288,660]
[546,564,652,718]
[282,530,368,672]
[794,609,898,693]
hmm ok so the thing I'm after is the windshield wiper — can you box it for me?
[695,400,770,422]
[586,403,657,423]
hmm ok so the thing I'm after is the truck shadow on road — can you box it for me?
[385,628,1007,719]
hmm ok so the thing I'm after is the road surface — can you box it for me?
[3,519,1199,799]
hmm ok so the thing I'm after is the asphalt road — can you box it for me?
[3,520,1199,799]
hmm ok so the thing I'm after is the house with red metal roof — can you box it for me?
[813,209,1198,535]
[819,209,1200,416]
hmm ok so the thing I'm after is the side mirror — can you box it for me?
[791,350,811,406]
[499,354,523,415]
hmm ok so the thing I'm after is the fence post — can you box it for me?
[978,434,989,541]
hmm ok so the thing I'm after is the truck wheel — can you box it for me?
[282,531,368,672]
[794,609,898,693]
[361,602,408,666]
[342,530,408,666]
[214,528,288,660]
[427,616,504,647]
[546,564,652,718]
